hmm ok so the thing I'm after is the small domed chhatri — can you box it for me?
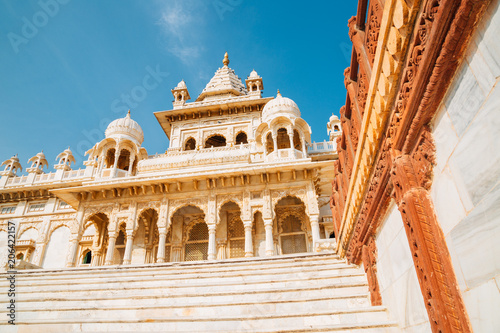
[105,110,144,145]
[262,90,301,123]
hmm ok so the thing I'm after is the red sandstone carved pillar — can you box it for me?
[361,236,382,306]
[389,132,472,333]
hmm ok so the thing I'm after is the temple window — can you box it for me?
[185,138,196,151]
[205,135,227,148]
[293,130,301,150]
[28,203,45,212]
[105,149,115,168]
[82,250,92,264]
[266,133,274,153]
[1,206,16,214]
[117,149,131,170]
[277,128,290,149]
[235,132,248,145]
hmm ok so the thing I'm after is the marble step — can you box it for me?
[14,297,381,322]
[11,270,367,294]
[5,261,363,288]
[1,323,399,333]
[2,307,395,332]
[13,280,370,303]
[10,292,371,314]
[3,253,348,282]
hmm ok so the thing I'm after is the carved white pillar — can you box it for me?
[310,215,321,250]
[65,206,85,267]
[288,133,294,150]
[272,132,278,152]
[112,144,120,177]
[244,224,253,257]
[208,224,217,260]
[128,154,136,176]
[301,138,307,155]
[122,232,134,265]
[216,240,227,260]
[171,245,182,262]
[264,219,274,256]
[156,227,167,263]
[65,236,79,267]
[104,232,117,265]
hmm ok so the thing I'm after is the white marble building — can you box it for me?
[0,53,341,270]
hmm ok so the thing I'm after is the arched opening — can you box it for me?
[80,213,109,267]
[329,231,336,239]
[16,253,24,261]
[277,128,290,149]
[235,132,248,145]
[274,196,310,255]
[253,211,266,257]
[135,208,159,264]
[171,205,206,262]
[117,149,131,171]
[42,226,71,269]
[266,133,274,153]
[205,135,226,148]
[114,227,126,265]
[105,148,115,168]
[293,130,301,150]
[82,250,92,264]
[219,201,244,259]
[184,137,196,151]
[185,221,209,261]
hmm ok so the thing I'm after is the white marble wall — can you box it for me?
[41,226,70,269]
[375,202,431,332]
[431,1,500,331]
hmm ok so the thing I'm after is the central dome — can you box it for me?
[105,111,144,145]
[262,91,301,123]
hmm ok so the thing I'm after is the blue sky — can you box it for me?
[0,0,356,172]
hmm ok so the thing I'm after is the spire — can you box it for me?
[223,52,229,66]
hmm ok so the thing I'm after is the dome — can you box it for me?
[176,80,187,89]
[329,114,339,122]
[262,91,301,123]
[248,69,259,79]
[105,110,144,145]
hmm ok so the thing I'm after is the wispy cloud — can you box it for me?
[157,0,206,64]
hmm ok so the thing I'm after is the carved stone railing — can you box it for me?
[138,144,252,172]
[62,169,86,179]
[265,149,304,162]
[15,239,36,248]
[307,141,337,154]
[314,239,337,253]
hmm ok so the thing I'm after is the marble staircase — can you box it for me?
[0,252,399,332]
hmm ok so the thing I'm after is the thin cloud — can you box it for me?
[157,0,206,64]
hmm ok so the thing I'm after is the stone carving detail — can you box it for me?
[47,219,72,239]
[361,236,382,306]
[390,131,471,333]
[275,206,307,234]
[17,221,42,238]
[365,0,383,65]
[137,201,161,216]
[331,0,489,331]
[271,188,307,208]
[169,198,208,218]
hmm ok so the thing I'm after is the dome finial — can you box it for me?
[223,52,229,66]
[277,89,281,97]
[127,109,131,118]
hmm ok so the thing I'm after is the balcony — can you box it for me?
[138,144,251,172]
[101,168,128,178]
[265,149,305,162]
